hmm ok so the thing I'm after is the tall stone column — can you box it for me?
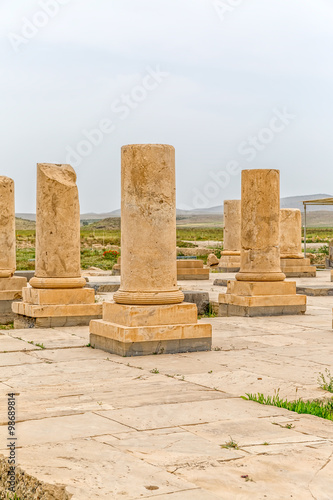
[90,144,212,356]
[280,208,316,277]
[219,200,241,272]
[12,164,102,328]
[0,177,27,324]
[219,169,306,316]
[114,145,183,305]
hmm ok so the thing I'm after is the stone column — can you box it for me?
[114,144,184,305]
[30,164,86,289]
[236,169,285,282]
[280,208,316,277]
[90,144,212,356]
[13,164,102,328]
[219,169,307,317]
[0,177,16,278]
[0,177,27,324]
[219,200,241,272]
[280,209,303,258]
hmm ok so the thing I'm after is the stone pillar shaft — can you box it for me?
[222,200,241,254]
[280,209,303,258]
[0,177,16,278]
[114,144,184,305]
[30,164,85,289]
[236,169,285,282]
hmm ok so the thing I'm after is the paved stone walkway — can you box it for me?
[0,272,333,499]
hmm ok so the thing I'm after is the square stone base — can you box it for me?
[218,280,307,317]
[177,269,209,280]
[12,287,103,329]
[218,255,240,273]
[89,302,212,356]
[280,258,317,278]
[0,277,27,324]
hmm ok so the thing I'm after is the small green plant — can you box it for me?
[262,442,270,446]
[221,437,239,450]
[35,343,45,349]
[318,369,333,393]
[318,244,329,255]
[0,323,14,330]
[150,368,159,374]
[7,493,22,500]
[199,303,216,319]
[243,392,333,421]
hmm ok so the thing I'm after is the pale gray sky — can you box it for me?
[1,0,333,213]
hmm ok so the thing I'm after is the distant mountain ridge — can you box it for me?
[16,194,333,221]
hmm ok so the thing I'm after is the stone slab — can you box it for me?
[103,302,198,327]
[213,279,228,287]
[90,318,212,343]
[13,314,102,329]
[12,301,102,318]
[177,260,203,269]
[90,333,212,356]
[219,292,306,307]
[85,281,120,293]
[0,299,22,324]
[217,266,240,273]
[218,303,307,317]
[177,274,210,280]
[22,287,96,305]
[296,286,333,296]
[0,276,27,291]
[183,291,209,315]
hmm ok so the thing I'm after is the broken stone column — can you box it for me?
[280,209,316,277]
[0,177,27,323]
[219,200,241,272]
[12,164,102,328]
[219,169,306,317]
[90,144,212,356]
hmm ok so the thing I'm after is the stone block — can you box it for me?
[14,314,102,329]
[102,302,198,327]
[182,291,210,315]
[177,268,209,280]
[218,303,306,317]
[90,334,212,357]
[22,287,96,305]
[227,280,297,296]
[12,301,102,319]
[14,270,35,281]
[177,260,203,269]
[0,276,27,291]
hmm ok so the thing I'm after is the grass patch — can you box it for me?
[0,323,14,330]
[242,392,333,421]
[318,369,333,393]
[16,248,35,271]
[221,437,239,450]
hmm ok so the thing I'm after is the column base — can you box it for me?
[12,287,102,329]
[218,254,240,273]
[218,280,307,317]
[0,277,27,324]
[89,302,212,357]
[280,258,317,278]
[177,260,209,280]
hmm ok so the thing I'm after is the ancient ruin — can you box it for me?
[0,177,27,323]
[219,200,241,272]
[177,259,209,280]
[280,208,316,277]
[12,164,102,328]
[219,169,307,316]
[90,144,212,355]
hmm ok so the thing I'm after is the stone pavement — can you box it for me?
[0,273,333,498]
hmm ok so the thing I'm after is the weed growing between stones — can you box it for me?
[243,391,333,421]
[318,369,333,393]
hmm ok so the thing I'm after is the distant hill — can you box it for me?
[15,217,36,230]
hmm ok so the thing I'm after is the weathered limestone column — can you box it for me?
[12,164,102,328]
[114,145,183,305]
[219,200,241,272]
[90,144,212,356]
[280,209,316,277]
[0,177,27,323]
[30,164,86,289]
[219,169,307,317]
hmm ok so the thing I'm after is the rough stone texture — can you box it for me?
[280,209,316,277]
[219,170,306,316]
[114,145,183,306]
[182,291,210,315]
[177,260,209,280]
[219,200,241,272]
[30,163,85,290]
[280,209,303,258]
[0,177,16,278]
[13,164,100,328]
[207,254,219,267]
[90,144,212,355]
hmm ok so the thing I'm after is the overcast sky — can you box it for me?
[1,0,333,213]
